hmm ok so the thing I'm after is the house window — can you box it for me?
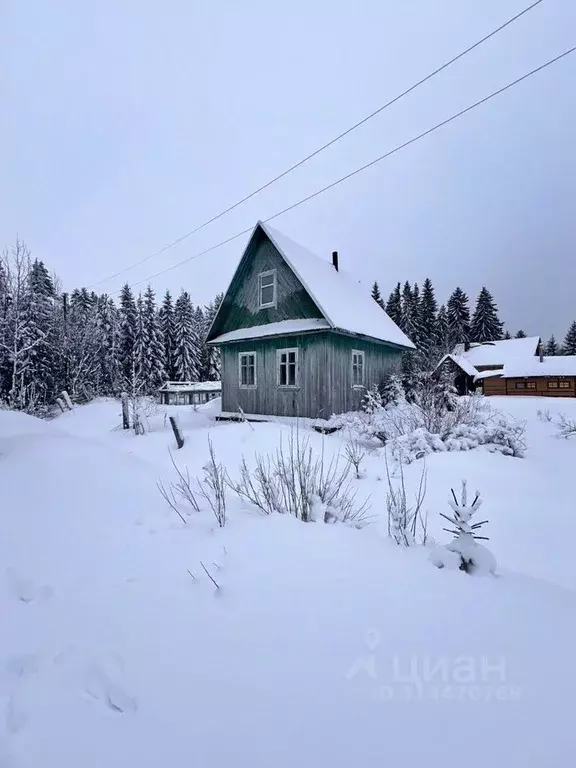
[277,348,298,387]
[258,270,277,309]
[515,382,525,389]
[526,382,536,389]
[351,350,365,387]
[239,352,256,388]
[559,381,571,389]
[548,381,559,389]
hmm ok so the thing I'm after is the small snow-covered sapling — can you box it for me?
[431,480,496,576]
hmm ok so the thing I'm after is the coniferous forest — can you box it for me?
[1,237,574,415]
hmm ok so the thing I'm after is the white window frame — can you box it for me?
[351,349,365,388]
[258,269,277,309]
[238,351,257,389]
[277,347,299,388]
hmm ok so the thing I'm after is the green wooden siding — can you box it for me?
[208,228,322,340]
[221,331,401,418]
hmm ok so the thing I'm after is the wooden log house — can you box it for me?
[205,221,414,419]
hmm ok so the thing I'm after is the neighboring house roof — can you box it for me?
[158,381,222,393]
[439,353,479,379]
[207,221,415,350]
[436,337,541,379]
[452,336,540,368]
[499,356,576,378]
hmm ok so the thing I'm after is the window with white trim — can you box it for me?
[277,348,298,387]
[239,352,256,388]
[258,270,277,309]
[351,350,365,387]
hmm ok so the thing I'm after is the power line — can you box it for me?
[124,45,575,291]
[88,0,545,289]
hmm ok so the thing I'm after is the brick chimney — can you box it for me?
[332,251,339,271]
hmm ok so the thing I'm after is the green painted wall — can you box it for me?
[220,331,402,418]
[208,227,322,340]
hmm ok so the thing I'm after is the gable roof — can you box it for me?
[500,356,576,378]
[452,337,540,368]
[207,221,414,349]
[436,336,541,378]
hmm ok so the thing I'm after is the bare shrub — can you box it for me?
[197,437,227,527]
[157,450,201,523]
[227,428,371,527]
[384,452,428,546]
[537,408,553,423]
[344,439,367,479]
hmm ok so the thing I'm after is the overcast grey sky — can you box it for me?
[2,0,575,339]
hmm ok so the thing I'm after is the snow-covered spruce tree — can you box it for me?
[515,329,527,339]
[434,304,451,357]
[142,285,165,392]
[470,287,503,343]
[134,293,148,388]
[0,258,9,400]
[503,330,512,340]
[546,334,559,356]
[400,281,417,339]
[446,287,470,346]
[385,282,402,327]
[174,289,199,381]
[94,294,120,395]
[118,283,138,391]
[411,282,426,352]
[200,294,222,380]
[430,481,496,576]
[62,287,100,401]
[371,281,385,309]
[159,290,177,380]
[562,321,576,355]
[22,259,58,408]
[361,384,383,414]
[379,370,405,406]
[419,277,438,361]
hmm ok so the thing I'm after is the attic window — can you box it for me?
[258,270,277,309]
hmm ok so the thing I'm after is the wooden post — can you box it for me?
[121,392,130,430]
[56,398,66,413]
[61,390,73,410]
[169,415,185,449]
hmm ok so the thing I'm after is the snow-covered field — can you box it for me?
[1,396,576,766]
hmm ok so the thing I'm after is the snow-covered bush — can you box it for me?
[361,384,383,414]
[329,387,525,463]
[430,481,496,576]
[227,428,371,527]
[385,454,428,546]
[554,414,576,440]
[379,372,405,407]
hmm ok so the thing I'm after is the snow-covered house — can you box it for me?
[206,221,414,418]
[435,337,541,395]
[477,355,576,397]
[158,380,221,406]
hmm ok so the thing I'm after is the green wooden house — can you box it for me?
[206,222,414,419]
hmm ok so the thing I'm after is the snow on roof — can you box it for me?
[209,318,331,344]
[474,369,503,381]
[259,222,415,349]
[453,337,540,368]
[158,381,222,392]
[439,353,479,378]
[500,356,576,378]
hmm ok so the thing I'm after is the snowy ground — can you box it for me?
[1,396,576,766]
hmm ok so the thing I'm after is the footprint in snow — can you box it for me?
[84,665,137,715]
[5,570,52,604]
